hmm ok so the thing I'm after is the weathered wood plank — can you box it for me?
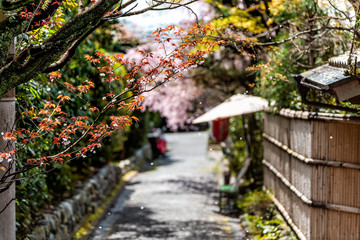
[264,111,360,240]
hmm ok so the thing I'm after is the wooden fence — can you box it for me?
[263,109,360,240]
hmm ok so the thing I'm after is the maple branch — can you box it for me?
[29,0,64,31]
[0,24,213,196]
[44,21,103,72]
[0,0,203,99]
[0,198,15,215]
[153,0,199,23]
[151,0,197,11]
[0,174,15,194]
[254,27,325,46]
[14,0,44,56]
[46,0,140,72]
[0,0,62,40]
[0,0,38,10]
[107,0,137,14]
[103,2,138,20]
[113,0,197,18]
[0,0,122,98]
[109,2,162,18]
[47,87,137,161]
[0,0,62,73]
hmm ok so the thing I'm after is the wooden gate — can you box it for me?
[263,109,360,240]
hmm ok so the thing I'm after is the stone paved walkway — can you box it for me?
[90,132,245,240]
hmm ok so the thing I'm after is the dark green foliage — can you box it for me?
[45,163,93,197]
[253,45,303,111]
[15,22,141,237]
[124,110,165,158]
[228,113,263,183]
[228,116,246,174]
[238,189,272,216]
[15,167,49,240]
[123,110,150,158]
[238,189,297,240]
[15,79,52,238]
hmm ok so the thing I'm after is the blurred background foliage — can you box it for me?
[197,0,353,187]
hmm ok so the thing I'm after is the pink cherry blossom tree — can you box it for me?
[123,2,216,131]
[142,77,202,131]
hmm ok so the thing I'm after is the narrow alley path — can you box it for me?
[90,132,244,240]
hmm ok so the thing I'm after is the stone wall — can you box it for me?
[26,144,151,240]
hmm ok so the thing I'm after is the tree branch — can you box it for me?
[103,1,138,20]
[106,1,162,19]
[0,0,37,10]
[44,21,104,72]
[254,26,325,46]
[107,0,197,19]
[0,0,62,67]
[153,0,199,24]
[0,0,123,98]
[0,198,15,215]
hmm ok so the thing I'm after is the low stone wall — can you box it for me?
[26,144,151,240]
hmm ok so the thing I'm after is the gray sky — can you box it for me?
[123,1,202,35]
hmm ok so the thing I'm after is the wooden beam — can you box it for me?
[263,133,360,170]
[263,159,360,214]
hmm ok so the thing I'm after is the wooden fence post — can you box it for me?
[0,9,16,240]
[0,89,16,240]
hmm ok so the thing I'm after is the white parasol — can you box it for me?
[193,94,268,124]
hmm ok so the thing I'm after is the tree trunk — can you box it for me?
[0,89,16,240]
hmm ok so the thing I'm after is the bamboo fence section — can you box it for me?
[263,110,360,240]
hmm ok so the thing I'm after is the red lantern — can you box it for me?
[212,118,230,142]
